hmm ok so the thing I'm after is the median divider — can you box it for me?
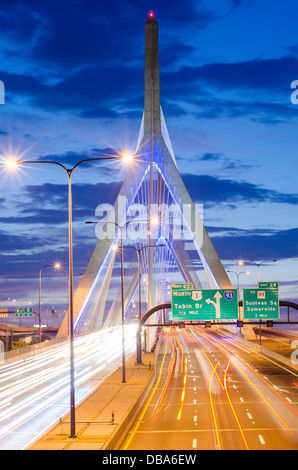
[29,352,156,450]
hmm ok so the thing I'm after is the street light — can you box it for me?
[112,243,165,364]
[85,217,159,381]
[39,263,61,343]
[227,270,250,298]
[227,270,250,323]
[4,153,132,439]
[238,259,277,283]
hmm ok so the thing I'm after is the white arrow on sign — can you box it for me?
[205,291,222,318]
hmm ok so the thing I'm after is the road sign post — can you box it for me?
[243,286,279,320]
[15,308,23,317]
[24,308,33,317]
[171,287,238,321]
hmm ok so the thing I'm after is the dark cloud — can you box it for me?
[165,56,298,94]
[21,181,122,211]
[182,174,298,206]
[200,153,223,161]
[211,226,298,261]
[2,172,297,233]
[0,229,45,253]
[0,0,296,127]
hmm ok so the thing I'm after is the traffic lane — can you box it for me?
[0,325,137,449]
[123,328,220,450]
[125,326,253,450]
[192,326,298,449]
[204,326,298,417]
[207,327,298,392]
[123,325,298,450]
[192,335,251,450]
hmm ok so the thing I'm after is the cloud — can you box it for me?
[166,56,298,94]
[0,229,45,253]
[1,0,296,128]
[210,226,298,261]
[1,172,297,233]
[182,174,298,206]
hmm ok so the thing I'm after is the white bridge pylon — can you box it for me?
[57,13,232,342]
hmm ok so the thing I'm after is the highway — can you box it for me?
[122,326,298,450]
[0,323,137,450]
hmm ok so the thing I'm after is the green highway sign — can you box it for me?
[24,307,33,316]
[171,283,193,291]
[171,288,238,321]
[15,307,33,317]
[243,287,279,319]
[258,281,279,289]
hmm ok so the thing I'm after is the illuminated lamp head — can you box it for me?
[148,10,155,19]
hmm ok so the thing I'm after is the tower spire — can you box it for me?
[144,11,161,136]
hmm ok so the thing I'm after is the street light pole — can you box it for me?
[227,270,250,322]
[118,243,165,364]
[85,219,161,376]
[5,154,130,439]
[87,220,131,384]
[238,259,277,283]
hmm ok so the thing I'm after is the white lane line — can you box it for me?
[258,435,265,445]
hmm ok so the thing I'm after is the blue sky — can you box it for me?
[0,0,298,322]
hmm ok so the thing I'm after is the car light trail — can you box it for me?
[199,328,298,417]
[208,360,221,450]
[176,335,184,374]
[195,327,295,437]
[152,338,176,422]
[201,349,224,391]
[201,348,249,450]
[177,357,188,421]
[0,324,137,447]
[223,361,250,450]
[123,330,170,450]
[229,356,294,436]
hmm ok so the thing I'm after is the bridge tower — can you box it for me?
[57,12,232,346]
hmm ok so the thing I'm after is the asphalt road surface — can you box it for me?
[122,325,298,450]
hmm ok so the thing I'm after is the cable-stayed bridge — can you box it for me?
[57,12,232,346]
[1,12,298,452]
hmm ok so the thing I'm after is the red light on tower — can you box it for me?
[149,10,154,18]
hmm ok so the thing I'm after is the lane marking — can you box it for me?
[258,435,265,445]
